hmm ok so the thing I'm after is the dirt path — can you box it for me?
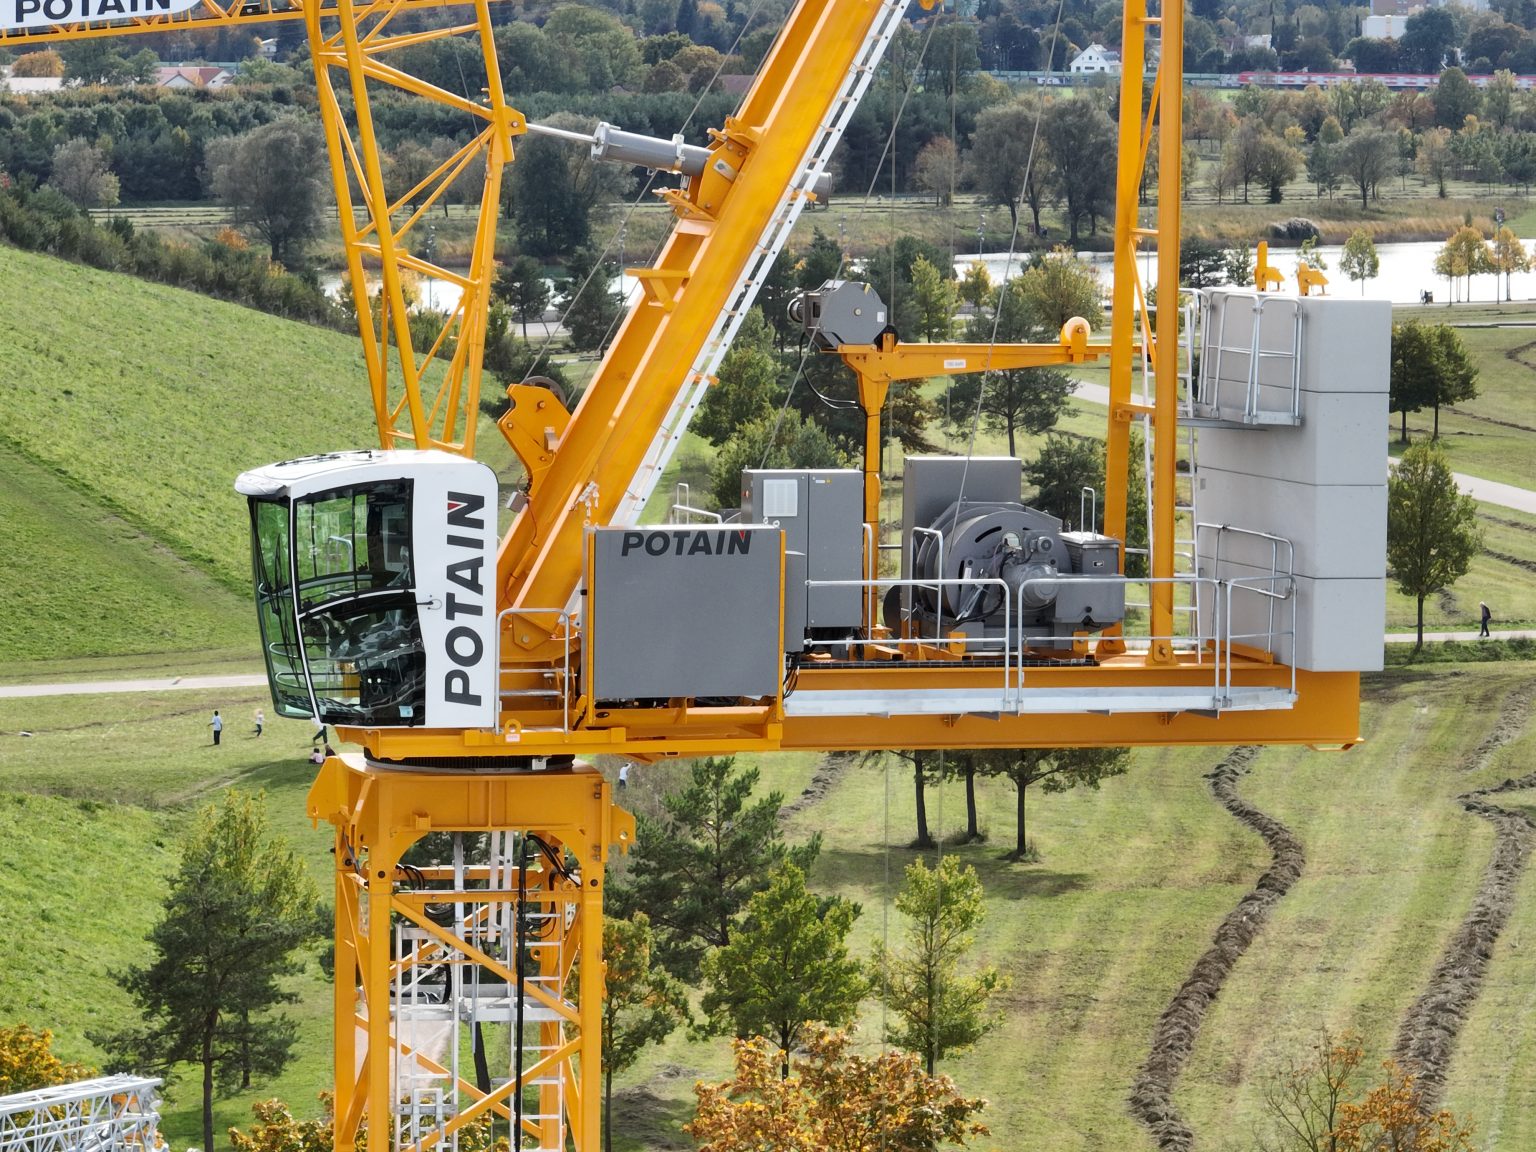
[1391,686,1536,1110]
[1130,746,1305,1151]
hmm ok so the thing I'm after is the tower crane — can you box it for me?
[10,0,1392,1145]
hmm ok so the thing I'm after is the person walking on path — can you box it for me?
[209,710,224,746]
[312,715,327,747]
[618,762,631,789]
[253,708,265,737]
[1480,601,1492,638]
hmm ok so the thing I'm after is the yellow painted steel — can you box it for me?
[309,756,634,1152]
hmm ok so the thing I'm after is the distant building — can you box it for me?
[1070,44,1121,74]
[155,66,234,89]
[1362,13,1412,37]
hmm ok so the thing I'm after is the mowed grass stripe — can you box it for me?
[1180,672,1510,1142]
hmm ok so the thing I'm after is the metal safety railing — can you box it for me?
[1197,292,1304,425]
[0,1076,161,1152]
[495,606,574,734]
[1195,522,1295,654]
[1223,573,1298,708]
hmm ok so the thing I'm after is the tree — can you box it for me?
[1340,229,1380,294]
[909,254,959,342]
[1025,433,1105,529]
[991,247,1105,338]
[0,1024,92,1095]
[600,914,687,1152]
[493,253,551,340]
[46,138,119,211]
[1424,323,1478,437]
[1222,117,1271,204]
[699,863,866,1063]
[872,856,1007,1074]
[10,49,63,76]
[1391,320,1437,443]
[509,112,628,259]
[619,756,822,978]
[1432,66,1481,127]
[978,746,1131,859]
[945,367,1074,455]
[1254,133,1302,203]
[1491,226,1529,300]
[1332,1060,1478,1152]
[694,307,782,444]
[913,136,958,206]
[1387,441,1482,649]
[97,792,321,1152]
[967,96,1052,235]
[1256,1028,1364,1152]
[1042,98,1116,241]
[1399,9,1459,74]
[1306,139,1342,199]
[1179,237,1227,288]
[1339,129,1398,209]
[1222,245,1255,288]
[1415,126,1454,197]
[686,1026,988,1152]
[957,261,994,313]
[709,411,850,507]
[1436,225,1494,305]
[560,250,623,353]
[206,117,328,265]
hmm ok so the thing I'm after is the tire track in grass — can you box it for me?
[1130,746,1304,1151]
[1392,683,1536,1110]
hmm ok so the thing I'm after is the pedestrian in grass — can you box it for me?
[311,715,327,747]
[1480,601,1492,637]
[253,708,265,738]
[209,710,224,746]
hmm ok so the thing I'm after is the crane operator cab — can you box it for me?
[235,451,500,731]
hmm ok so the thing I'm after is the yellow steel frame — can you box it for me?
[308,757,635,1152]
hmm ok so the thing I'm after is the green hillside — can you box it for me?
[0,245,521,669]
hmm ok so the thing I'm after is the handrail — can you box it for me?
[908,526,948,642]
[1196,521,1294,653]
[495,605,573,733]
[1222,574,1297,706]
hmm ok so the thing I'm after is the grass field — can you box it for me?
[5,662,1532,1150]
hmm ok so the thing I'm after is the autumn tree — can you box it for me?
[1255,1027,1364,1152]
[913,136,959,206]
[98,792,322,1152]
[601,914,687,1152]
[618,756,821,978]
[1491,226,1529,301]
[1340,230,1379,295]
[1387,441,1482,649]
[977,747,1131,859]
[10,49,63,76]
[1434,226,1494,305]
[872,856,1007,1074]
[1042,98,1116,240]
[686,1026,988,1152]
[698,863,866,1064]
[1332,1060,1478,1152]
[1416,126,1453,197]
[0,1024,92,1095]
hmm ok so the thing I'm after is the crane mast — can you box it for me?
[15,0,1394,1145]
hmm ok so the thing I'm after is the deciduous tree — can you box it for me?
[699,863,866,1062]
[694,307,782,444]
[1338,129,1398,209]
[977,747,1131,859]
[600,914,686,1152]
[1491,225,1529,300]
[206,117,328,265]
[97,792,321,1152]
[1387,441,1482,649]
[944,366,1074,455]
[1042,98,1116,241]
[46,138,118,211]
[686,1026,988,1152]
[709,411,850,507]
[967,96,1051,236]
[619,756,822,978]
[0,1025,92,1095]
[909,254,959,342]
[1340,229,1380,294]
[872,856,1007,1074]
[913,136,959,207]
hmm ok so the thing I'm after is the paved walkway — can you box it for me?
[1070,381,1536,515]
[1384,630,1536,644]
[0,673,266,700]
